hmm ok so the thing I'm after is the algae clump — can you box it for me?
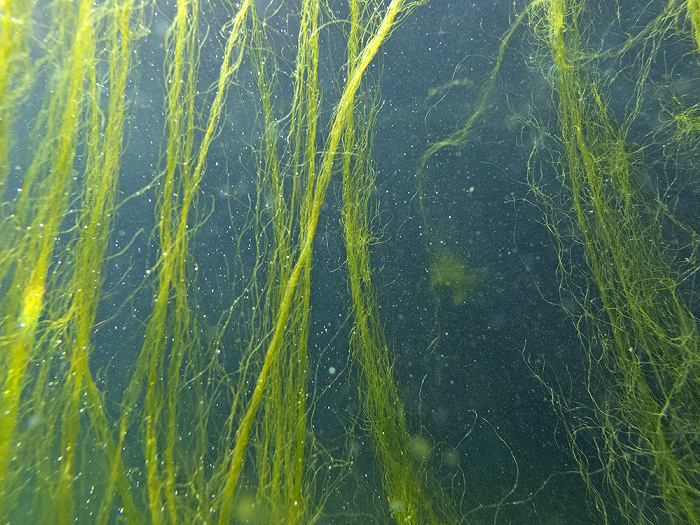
[429,248,486,305]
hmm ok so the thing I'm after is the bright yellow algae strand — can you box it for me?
[249,9,303,519]
[254,1,320,518]
[1,0,143,520]
[215,2,413,522]
[0,0,95,514]
[107,0,198,517]
[96,1,253,523]
[341,59,443,525]
[67,2,142,523]
[340,2,442,521]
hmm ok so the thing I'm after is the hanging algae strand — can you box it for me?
[340,0,447,521]
[528,0,700,521]
[0,1,147,523]
[215,1,421,523]
[110,0,252,523]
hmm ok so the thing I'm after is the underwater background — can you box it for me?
[1,0,699,523]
